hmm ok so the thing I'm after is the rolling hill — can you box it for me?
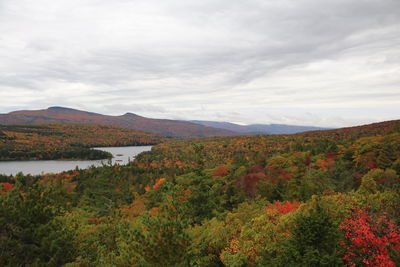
[189,120,330,134]
[0,107,235,138]
[0,107,333,137]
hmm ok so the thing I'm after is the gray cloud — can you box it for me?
[0,0,399,127]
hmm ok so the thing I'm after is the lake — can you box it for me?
[0,146,152,176]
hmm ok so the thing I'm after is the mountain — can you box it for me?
[189,120,330,134]
[0,107,235,138]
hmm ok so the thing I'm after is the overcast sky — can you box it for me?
[0,0,399,127]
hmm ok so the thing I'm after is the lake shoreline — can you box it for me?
[0,145,152,176]
[0,144,158,162]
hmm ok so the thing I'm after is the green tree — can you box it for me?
[130,201,191,266]
[0,183,76,266]
[262,201,342,267]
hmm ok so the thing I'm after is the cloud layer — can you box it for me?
[0,0,399,127]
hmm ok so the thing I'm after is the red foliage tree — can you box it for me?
[214,165,229,177]
[2,182,14,192]
[240,172,266,196]
[265,200,301,214]
[340,208,400,267]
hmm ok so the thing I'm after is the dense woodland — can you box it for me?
[0,120,400,266]
[0,124,165,160]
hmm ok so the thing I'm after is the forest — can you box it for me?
[0,124,166,160]
[0,120,399,266]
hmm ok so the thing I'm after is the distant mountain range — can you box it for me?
[0,107,330,137]
[0,107,234,138]
[188,120,330,134]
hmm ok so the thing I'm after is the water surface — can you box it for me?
[0,146,152,176]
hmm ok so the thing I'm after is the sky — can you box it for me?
[0,0,399,127]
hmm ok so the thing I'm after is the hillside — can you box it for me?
[189,120,330,134]
[1,119,399,266]
[0,124,165,160]
[138,119,400,172]
[0,107,235,138]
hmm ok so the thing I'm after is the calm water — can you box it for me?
[0,146,152,176]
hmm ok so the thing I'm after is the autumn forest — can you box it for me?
[1,120,400,266]
[0,124,165,161]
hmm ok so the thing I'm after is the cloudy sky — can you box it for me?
[0,0,399,127]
